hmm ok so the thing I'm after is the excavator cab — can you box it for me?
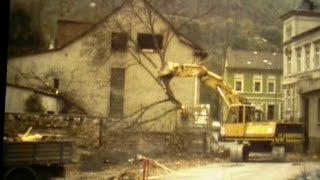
[222,104,256,139]
[225,104,256,124]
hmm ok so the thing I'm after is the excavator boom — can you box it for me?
[159,61,242,108]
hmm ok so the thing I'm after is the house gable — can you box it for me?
[7,0,206,131]
[9,0,206,60]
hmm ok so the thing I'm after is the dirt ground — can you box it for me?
[64,148,318,180]
[65,148,227,179]
[65,158,224,179]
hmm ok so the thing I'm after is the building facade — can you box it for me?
[281,0,320,153]
[224,49,283,122]
[6,0,206,132]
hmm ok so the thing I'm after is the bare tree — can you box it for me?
[80,0,215,130]
[9,0,213,131]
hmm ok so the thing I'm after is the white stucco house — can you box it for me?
[6,0,207,131]
[281,0,320,153]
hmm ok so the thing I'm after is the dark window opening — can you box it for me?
[318,98,320,125]
[54,78,59,89]
[46,111,55,114]
[109,68,125,118]
[245,106,255,122]
[226,107,239,123]
[254,82,261,92]
[267,105,275,120]
[111,32,128,52]
[235,81,242,91]
[137,33,163,50]
[268,82,274,93]
[238,106,244,123]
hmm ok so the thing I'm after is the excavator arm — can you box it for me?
[158,63,304,163]
[159,61,243,109]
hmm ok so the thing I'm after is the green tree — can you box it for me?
[8,8,45,57]
[258,26,282,49]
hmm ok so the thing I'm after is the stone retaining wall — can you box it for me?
[102,131,208,156]
[4,113,102,147]
[4,113,209,155]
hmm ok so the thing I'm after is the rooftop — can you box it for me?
[226,49,283,70]
[281,0,320,19]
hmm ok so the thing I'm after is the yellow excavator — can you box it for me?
[159,61,304,162]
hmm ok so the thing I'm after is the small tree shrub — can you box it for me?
[24,94,45,113]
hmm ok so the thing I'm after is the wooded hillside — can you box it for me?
[9,0,307,63]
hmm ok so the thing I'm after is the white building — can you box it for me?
[281,0,320,153]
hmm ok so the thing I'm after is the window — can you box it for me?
[109,68,125,118]
[245,106,255,122]
[318,98,320,125]
[137,33,163,50]
[287,54,292,75]
[305,45,310,70]
[234,74,244,92]
[285,24,292,40]
[253,75,262,93]
[238,106,243,123]
[47,111,55,114]
[111,32,128,51]
[226,106,239,123]
[315,42,320,68]
[280,103,283,120]
[53,78,59,89]
[236,81,242,91]
[287,89,292,110]
[267,76,276,93]
[267,104,275,120]
[297,48,302,72]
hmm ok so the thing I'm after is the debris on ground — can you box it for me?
[65,147,320,179]
[65,150,224,179]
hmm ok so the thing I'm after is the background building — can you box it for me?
[224,49,283,121]
[281,0,320,153]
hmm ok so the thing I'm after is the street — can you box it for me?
[158,162,320,180]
